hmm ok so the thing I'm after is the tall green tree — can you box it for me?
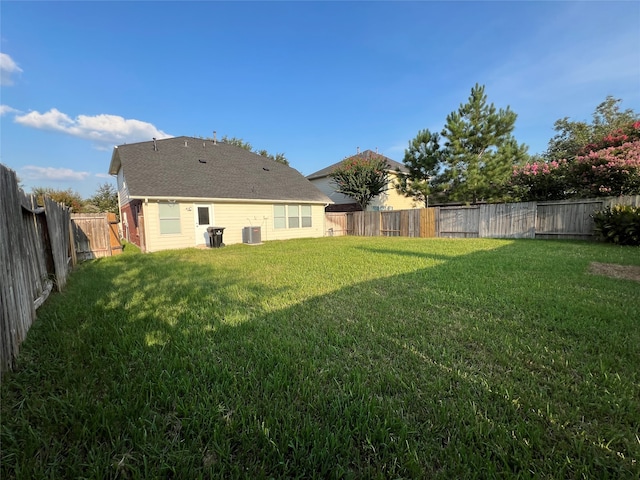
[545,96,639,161]
[394,129,442,206]
[329,152,390,210]
[399,84,528,204]
[88,182,119,216]
[439,84,528,203]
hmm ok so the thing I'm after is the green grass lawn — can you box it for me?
[1,237,639,479]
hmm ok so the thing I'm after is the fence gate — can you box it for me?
[421,208,437,237]
[325,213,349,236]
[71,213,122,260]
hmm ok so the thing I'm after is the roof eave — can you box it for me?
[108,147,121,175]
[130,195,333,205]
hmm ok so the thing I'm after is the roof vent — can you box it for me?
[185,140,188,147]
[153,138,157,151]
[199,159,207,164]
[213,131,217,145]
[357,146,360,154]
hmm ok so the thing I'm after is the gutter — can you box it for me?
[129,195,333,205]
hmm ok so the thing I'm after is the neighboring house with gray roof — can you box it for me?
[108,136,332,252]
[307,150,421,212]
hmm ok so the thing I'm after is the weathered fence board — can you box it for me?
[45,196,72,291]
[346,209,437,238]
[349,211,380,236]
[535,199,601,240]
[108,214,122,254]
[325,212,348,236]
[72,212,122,260]
[404,210,419,237]
[329,195,639,241]
[480,202,536,238]
[1,167,35,374]
[421,208,437,238]
[438,206,480,238]
[380,211,400,237]
[19,197,50,308]
[1,163,73,373]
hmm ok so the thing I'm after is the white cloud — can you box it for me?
[14,108,172,146]
[0,104,20,116]
[22,166,91,182]
[95,173,112,179]
[0,53,23,86]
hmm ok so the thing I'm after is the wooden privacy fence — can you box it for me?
[325,212,349,236]
[1,163,74,373]
[326,195,640,240]
[380,209,436,237]
[72,212,122,260]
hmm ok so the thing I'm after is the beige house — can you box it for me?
[108,136,332,253]
[306,150,421,212]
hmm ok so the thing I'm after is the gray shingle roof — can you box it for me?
[306,150,407,180]
[109,136,332,203]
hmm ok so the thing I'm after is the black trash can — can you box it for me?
[206,227,225,248]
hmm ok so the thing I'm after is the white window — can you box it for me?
[288,205,299,228]
[159,202,181,234]
[274,204,313,229]
[274,205,286,229]
[301,205,312,227]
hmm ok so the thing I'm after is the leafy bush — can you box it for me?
[572,141,640,198]
[511,121,640,202]
[592,204,640,245]
[510,158,569,201]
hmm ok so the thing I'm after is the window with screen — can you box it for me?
[274,205,286,229]
[274,204,313,229]
[159,202,181,234]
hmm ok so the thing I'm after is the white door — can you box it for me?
[194,204,213,246]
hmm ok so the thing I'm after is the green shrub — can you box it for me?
[592,204,640,245]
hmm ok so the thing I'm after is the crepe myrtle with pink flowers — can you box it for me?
[510,121,640,201]
[328,152,390,210]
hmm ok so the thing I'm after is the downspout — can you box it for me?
[324,203,330,236]
[111,171,122,239]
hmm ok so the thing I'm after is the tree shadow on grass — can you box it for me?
[2,240,639,479]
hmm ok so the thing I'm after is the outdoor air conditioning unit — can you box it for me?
[242,226,261,244]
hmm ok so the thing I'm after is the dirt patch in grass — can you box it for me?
[588,262,640,282]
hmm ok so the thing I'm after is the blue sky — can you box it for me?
[1,1,639,198]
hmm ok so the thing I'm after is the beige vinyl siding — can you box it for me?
[139,200,327,252]
[369,173,422,211]
[142,201,196,253]
[382,192,422,210]
[214,202,326,244]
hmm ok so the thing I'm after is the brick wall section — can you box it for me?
[120,199,143,248]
